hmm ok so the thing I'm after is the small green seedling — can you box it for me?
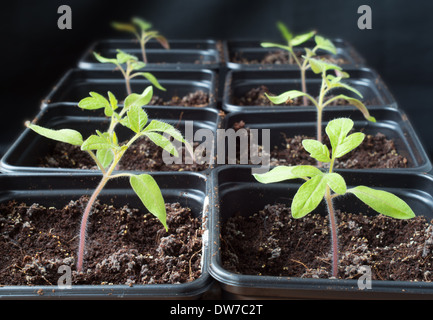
[262,22,316,65]
[265,58,375,143]
[94,49,165,96]
[253,118,415,278]
[112,17,169,63]
[261,22,337,105]
[26,87,192,273]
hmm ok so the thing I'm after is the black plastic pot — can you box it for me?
[223,68,397,113]
[220,107,432,173]
[0,171,212,299]
[223,38,366,71]
[208,165,433,299]
[41,68,217,109]
[78,39,223,71]
[0,104,220,174]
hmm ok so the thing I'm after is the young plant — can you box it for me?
[94,49,165,96]
[265,58,376,143]
[261,22,336,105]
[25,87,192,273]
[253,118,415,278]
[262,22,316,65]
[112,17,169,63]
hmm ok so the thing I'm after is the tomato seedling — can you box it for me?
[253,118,415,278]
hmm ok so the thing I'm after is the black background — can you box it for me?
[1,0,432,160]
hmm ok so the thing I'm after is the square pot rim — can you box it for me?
[208,165,433,299]
[222,67,397,112]
[0,103,221,175]
[41,68,218,109]
[222,37,366,70]
[78,38,223,71]
[0,171,213,299]
[218,105,432,173]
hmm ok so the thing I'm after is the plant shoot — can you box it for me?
[112,17,169,63]
[26,87,192,273]
[94,49,165,96]
[265,58,376,143]
[253,118,415,278]
[261,22,337,105]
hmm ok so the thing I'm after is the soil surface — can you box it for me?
[39,136,209,172]
[0,197,203,286]
[149,90,210,107]
[232,50,347,66]
[232,121,408,169]
[221,203,433,281]
[233,85,372,107]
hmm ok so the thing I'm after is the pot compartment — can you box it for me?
[223,68,396,112]
[42,69,217,109]
[1,104,219,173]
[209,165,433,299]
[78,39,221,70]
[224,38,366,70]
[0,172,212,299]
[220,107,432,172]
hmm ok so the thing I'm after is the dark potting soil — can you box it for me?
[149,90,210,107]
[221,203,433,281]
[233,121,408,169]
[0,197,203,286]
[231,50,347,66]
[39,136,209,172]
[233,85,356,107]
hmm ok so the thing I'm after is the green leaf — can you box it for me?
[347,186,415,220]
[291,175,327,219]
[116,49,138,64]
[308,58,342,74]
[334,132,365,158]
[26,123,83,146]
[96,148,114,169]
[326,74,342,85]
[304,47,316,59]
[93,52,117,65]
[324,173,346,195]
[107,91,118,117]
[325,117,365,159]
[302,139,331,163]
[325,118,354,153]
[81,134,112,151]
[143,30,159,40]
[125,105,148,133]
[265,90,311,105]
[111,22,137,33]
[314,35,337,55]
[124,86,153,110]
[277,21,293,42]
[260,42,293,53]
[78,92,110,111]
[253,166,299,184]
[291,165,324,179]
[130,60,146,71]
[130,174,167,230]
[143,120,193,157]
[134,72,166,91]
[143,120,184,142]
[132,17,152,31]
[143,132,179,157]
[337,95,376,122]
[335,70,350,79]
[253,165,322,184]
[326,80,363,99]
[290,30,316,46]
